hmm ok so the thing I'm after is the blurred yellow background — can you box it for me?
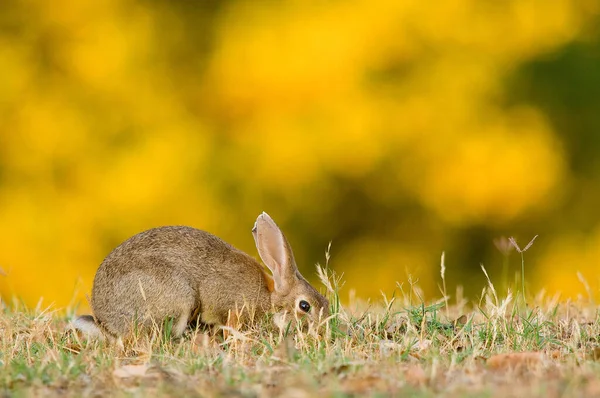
[1,0,599,311]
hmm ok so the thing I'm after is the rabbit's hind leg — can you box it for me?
[172,311,190,338]
[168,292,195,338]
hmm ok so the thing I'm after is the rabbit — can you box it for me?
[72,212,330,340]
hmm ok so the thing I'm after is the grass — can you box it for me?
[1,264,600,397]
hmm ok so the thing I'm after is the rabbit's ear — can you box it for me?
[253,212,297,292]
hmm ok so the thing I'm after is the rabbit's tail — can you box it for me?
[71,315,105,340]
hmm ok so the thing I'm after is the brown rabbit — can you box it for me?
[73,212,329,340]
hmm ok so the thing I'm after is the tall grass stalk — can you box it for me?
[509,235,538,308]
[440,251,449,318]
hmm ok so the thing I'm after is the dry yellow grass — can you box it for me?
[1,267,600,397]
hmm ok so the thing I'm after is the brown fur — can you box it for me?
[75,213,329,339]
[262,269,276,293]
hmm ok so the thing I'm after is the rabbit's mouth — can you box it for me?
[272,310,329,334]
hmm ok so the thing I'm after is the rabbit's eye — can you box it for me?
[298,300,311,313]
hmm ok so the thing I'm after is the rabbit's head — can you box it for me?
[252,212,330,324]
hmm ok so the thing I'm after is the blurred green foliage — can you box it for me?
[0,0,599,309]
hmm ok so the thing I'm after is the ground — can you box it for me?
[1,269,600,397]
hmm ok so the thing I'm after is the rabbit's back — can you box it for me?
[91,226,272,336]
